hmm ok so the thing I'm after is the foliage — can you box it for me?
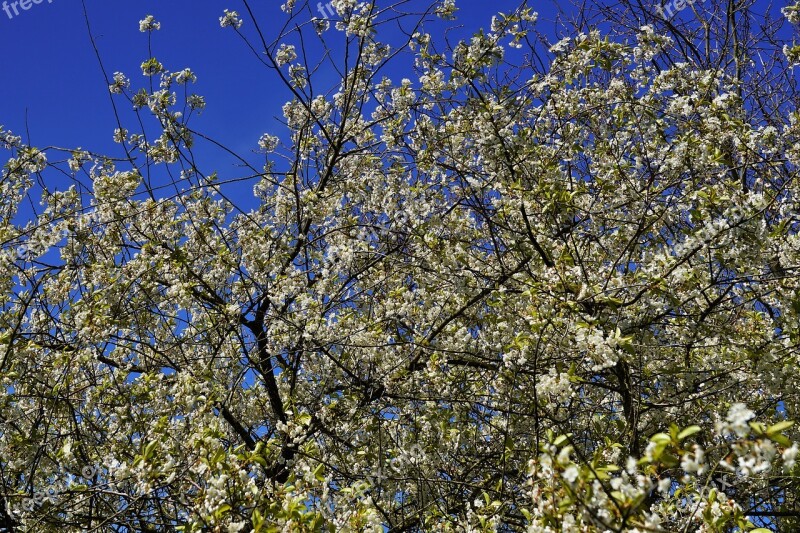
[1,0,799,531]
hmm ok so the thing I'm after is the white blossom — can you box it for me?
[138,15,160,32]
[219,9,243,29]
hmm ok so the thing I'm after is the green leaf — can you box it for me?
[553,434,571,447]
[252,509,264,532]
[677,426,702,441]
[215,503,231,516]
[660,452,680,467]
[767,421,793,435]
[143,440,158,460]
[770,433,792,447]
[650,433,671,444]
[313,463,325,482]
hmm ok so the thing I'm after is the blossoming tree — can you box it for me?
[1,0,799,531]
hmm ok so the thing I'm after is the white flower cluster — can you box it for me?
[782,2,800,24]
[716,403,755,438]
[679,445,707,475]
[331,0,358,16]
[11,147,47,174]
[289,64,307,88]
[187,94,206,111]
[141,58,164,77]
[574,325,623,371]
[219,9,243,29]
[784,443,799,471]
[108,72,130,94]
[138,15,160,32]
[174,68,197,85]
[0,126,21,148]
[435,0,457,20]
[529,443,657,530]
[535,368,572,403]
[275,43,297,67]
[312,17,330,35]
[634,25,672,62]
[727,439,777,477]
[68,149,91,172]
[784,44,800,66]
[549,36,572,54]
[258,133,279,153]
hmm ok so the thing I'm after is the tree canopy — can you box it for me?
[1,0,800,531]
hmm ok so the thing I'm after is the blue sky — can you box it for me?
[0,1,559,189]
[0,0,786,196]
